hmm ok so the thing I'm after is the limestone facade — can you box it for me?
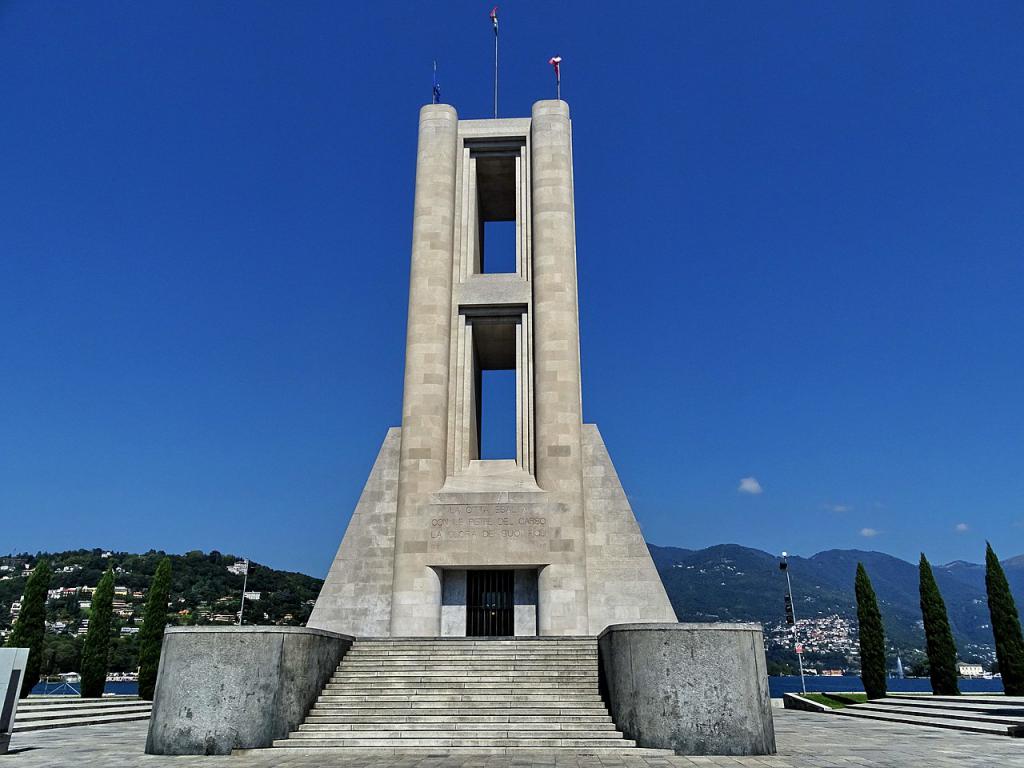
[308,101,675,637]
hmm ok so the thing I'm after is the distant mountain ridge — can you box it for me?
[649,543,1024,653]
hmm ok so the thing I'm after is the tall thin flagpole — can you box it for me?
[491,7,499,118]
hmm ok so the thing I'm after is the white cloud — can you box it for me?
[824,504,851,513]
[860,527,879,538]
[955,522,969,533]
[738,477,763,495]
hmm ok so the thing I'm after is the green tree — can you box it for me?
[855,562,888,699]
[918,553,959,695]
[138,557,172,700]
[985,542,1024,695]
[6,559,52,697]
[80,568,114,697]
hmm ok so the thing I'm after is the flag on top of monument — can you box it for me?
[490,6,498,35]
[432,60,441,104]
[549,56,562,99]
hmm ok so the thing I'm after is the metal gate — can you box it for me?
[466,570,514,636]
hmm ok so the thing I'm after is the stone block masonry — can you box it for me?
[145,626,351,754]
[309,101,676,639]
[598,623,776,755]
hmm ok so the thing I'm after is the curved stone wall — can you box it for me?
[598,622,776,755]
[145,626,351,755]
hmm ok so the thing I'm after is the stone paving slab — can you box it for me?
[3,710,1024,767]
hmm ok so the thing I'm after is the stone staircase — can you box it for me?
[14,696,152,731]
[273,637,671,755]
[835,694,1024,737]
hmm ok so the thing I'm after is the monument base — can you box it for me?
[598,623,776,755]
[145,626,351,755]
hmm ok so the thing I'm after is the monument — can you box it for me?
[146,100,775,758]
[307,100,676,638]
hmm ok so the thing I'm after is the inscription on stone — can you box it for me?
[429,503,547,542]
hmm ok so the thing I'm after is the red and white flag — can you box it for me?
[549,55,562,80]
[490,6,498,35]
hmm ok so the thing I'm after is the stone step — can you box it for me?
[275,736,638,748]
[323,684,593,692]
[888,694,1024,706]
[322,687,596,696]
[13,710,152,732]
[335,669,596,675]
[17,704,149,716]
[309,708,606,720]
[313,708,606,720]
[340,664,595,671]
[329,676,595,685]
[352,639,598,645]
[344,652,598,659]
[298,721,618,732]
[852,702,1024,727]
[20,696,142,707]
[266,745,674,756]
[346,651,599,655]
[881,695,1024,714]
[332,671,596,679]
[339,663,598,667]
[14,704,152,722]
[348,651,598,655]
[833,707,1021,737]
[315,696,602,708]
[275,636,641,754]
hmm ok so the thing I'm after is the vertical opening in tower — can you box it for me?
[481,220,516,274]
[480,369,516,459]
[469,143,520,275]
[468,316,518,463]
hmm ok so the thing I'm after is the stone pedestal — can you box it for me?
[598,623,776,755]
[0,648,29,755]
[145,626,351,755]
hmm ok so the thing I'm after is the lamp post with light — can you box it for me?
[779,552,806,694]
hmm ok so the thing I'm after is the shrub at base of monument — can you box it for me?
[598,623,776,755]
[144,626,351,755]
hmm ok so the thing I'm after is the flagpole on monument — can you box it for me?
[491,6,499,118]
[549,56,562,101]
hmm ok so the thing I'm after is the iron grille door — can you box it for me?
[466,570,514,636]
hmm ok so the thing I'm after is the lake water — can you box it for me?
[769,675,1004,697]
[32,681,139,696]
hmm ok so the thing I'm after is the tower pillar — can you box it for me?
[390,104,459,636]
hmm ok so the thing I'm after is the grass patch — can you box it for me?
[802,692,868,709]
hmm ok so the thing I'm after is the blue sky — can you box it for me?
[2,2,1022,576]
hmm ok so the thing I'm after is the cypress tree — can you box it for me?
[6,559,52,698]
[137,557,172,700]
[985,542,1024,695]
[855,562,887,699]
[80,568,115,698]
[919,553,959,695]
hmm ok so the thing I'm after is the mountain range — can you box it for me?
[649,543,1024,654]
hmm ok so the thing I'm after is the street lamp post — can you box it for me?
[780,552,807,694]
[237,559,249,626]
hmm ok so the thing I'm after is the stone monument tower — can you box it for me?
[308,100,675,637]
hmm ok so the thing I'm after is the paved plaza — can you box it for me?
[3,710,1023,767]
